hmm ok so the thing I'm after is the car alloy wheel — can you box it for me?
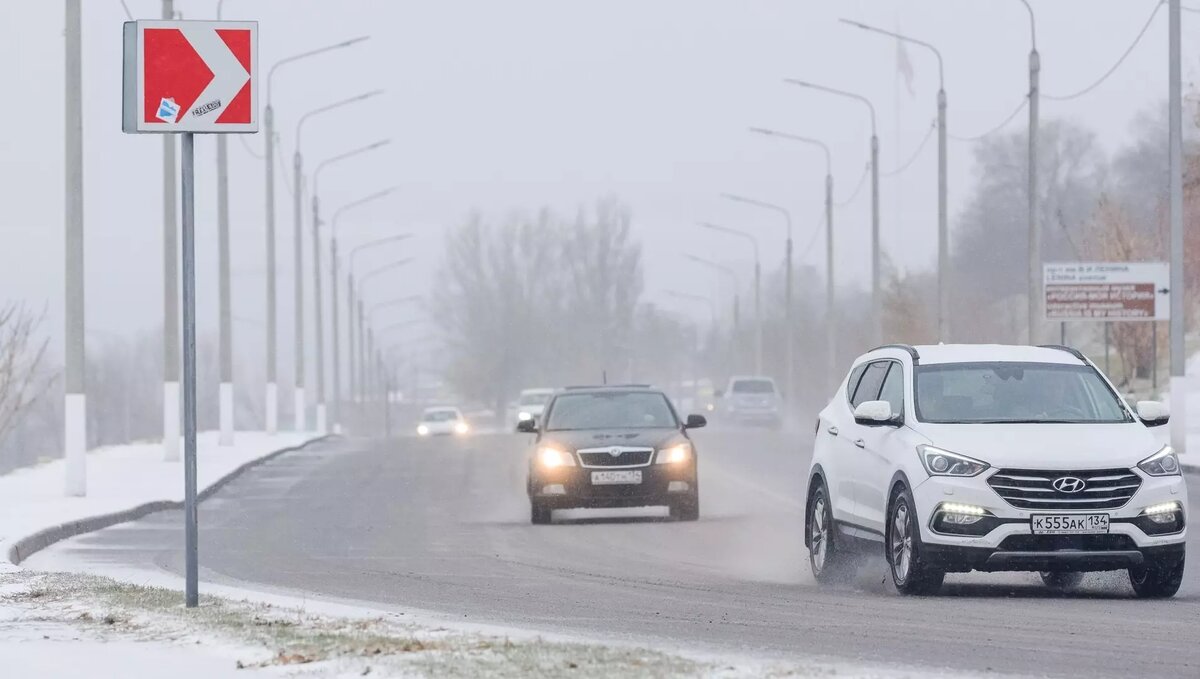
[890,502,913,583]
[811,494,829,573]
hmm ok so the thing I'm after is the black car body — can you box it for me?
[522,386,705,524]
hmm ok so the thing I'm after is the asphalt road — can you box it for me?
[30,428,1200,677]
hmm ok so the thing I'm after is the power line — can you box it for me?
[238,134,266,160]
[882,119,936,177]
[1044,0,1166,102]
[834,162,870,207]
[949,97,1027,142]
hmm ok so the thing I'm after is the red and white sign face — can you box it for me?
[123,20,258,134]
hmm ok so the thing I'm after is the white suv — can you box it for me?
[806,343,1187,597]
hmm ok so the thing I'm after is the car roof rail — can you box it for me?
[871,343,920,365]
[563,384,652,390]
[1037,344,1088,363]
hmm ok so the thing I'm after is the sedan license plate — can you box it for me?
[1031,514,1109,535]
[591,470,642,485]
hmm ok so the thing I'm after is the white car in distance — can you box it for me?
[514,388,556,431]
[806,343,1187,598]
[417,406,470,437]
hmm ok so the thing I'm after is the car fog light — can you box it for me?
[938,502,987,525]
[668,481,690,493]
[1144,501,1182,524]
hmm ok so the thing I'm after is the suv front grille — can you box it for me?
[987,468,1141,511]
[577,447,654,468]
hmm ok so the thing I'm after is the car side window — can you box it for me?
[878,362,904,417]
[845,364,868,405]
[851,361,889,408]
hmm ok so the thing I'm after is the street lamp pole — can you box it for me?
[347,234,412,408]
[263,35,368,434]
[785,79,880,346]
[698,222,762,374]
[1014,0,1041,344]
[293,90,383,434]
[840,20,948,342]
[748,128,837,391]
[357,262,416,401]
[683,254,742,372]
[721,194,794,400]
[1169,0,1186,454]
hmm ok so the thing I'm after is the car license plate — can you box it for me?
[591,470,642,485]
[1031,514,1109,535]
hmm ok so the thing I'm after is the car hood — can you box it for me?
[541,428,683,451]
[910,422,1161,469]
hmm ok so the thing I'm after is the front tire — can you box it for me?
[1129,552,1185,599]
[886,485,944,595]
[1040,571,1084,592]
[807,480,853,583]
[530,501,552,525]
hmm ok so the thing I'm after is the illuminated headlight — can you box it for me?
[454,421,469,435]
[917,445,989,477]
[1138,446,1181,477]
[705,403,715,412]
[655,443,692,464]
[416,424,430,436]
[538,446,575,468]
[937,502,987,525]
[1143,501,1183,524]
[517,411,533,422]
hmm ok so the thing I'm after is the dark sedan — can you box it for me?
[521,386,706,524]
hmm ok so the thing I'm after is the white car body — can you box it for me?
[807,343,1187,597]
[417,407,469,437]
[514,388,556,429]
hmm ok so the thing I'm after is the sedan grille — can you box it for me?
[986,468,1141,511]
[577,447,654,468]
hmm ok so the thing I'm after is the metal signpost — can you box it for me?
[123,19,259,608]
[1043,262,1170,322]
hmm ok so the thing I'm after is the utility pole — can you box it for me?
[64,0,86,496]
[1020,1,1041,345]
[1168,0,1186,455]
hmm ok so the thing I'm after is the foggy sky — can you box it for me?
[1,0,1197,378]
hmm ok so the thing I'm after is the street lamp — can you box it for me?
[747,127,837,391]
[840,19,949,343]
[263,34,369,434]
[291,90,384,433]
[346,233,412,406]
[721,193,794,400]
[683,254,741,336]
[355,261,415,402]
[697,222,762,374]
[784,78,881,346]
[316,179,396,433]
[665,290,716,330]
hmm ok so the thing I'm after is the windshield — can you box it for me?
[545,392,678,430]
[422,410,460,422]
[519,392,551,406]
[731,379,776,394]
[914,362,1133,424]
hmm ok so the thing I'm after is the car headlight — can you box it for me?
[417,424,430,436]
[518,411,533,421]
[454,422,469,435]
[538,446,575,468]
[917,444,989,477]
[655,443,692,464]
[1138,445,1181,477]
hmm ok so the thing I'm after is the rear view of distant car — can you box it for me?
[417,406,470,437]
[514,388,556,431]
[720,376,782,428]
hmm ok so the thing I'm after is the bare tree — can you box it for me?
[0,303,50,449]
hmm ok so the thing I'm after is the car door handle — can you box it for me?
[854,438,865,449]
[827,426,839,436]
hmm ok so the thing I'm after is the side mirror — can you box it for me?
[517,419,538,433]
[1136,400,1170,427]
[684,414,707,429]
[854,400,899,426]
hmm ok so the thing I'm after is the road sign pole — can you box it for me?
[64,0,86,497]
[181,132,199,608]
[162,0,180,464]
[1169,0,1186,455]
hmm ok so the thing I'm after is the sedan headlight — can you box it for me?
[454,421,469,435]
[1138,445,1181,477]
[655,443,692,464]
[917,444,989,477]
[417,424,430,436]
[538,446,576,468]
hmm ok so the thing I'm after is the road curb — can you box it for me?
[6,435,335,566]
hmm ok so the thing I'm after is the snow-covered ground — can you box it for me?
[0,431,314,569]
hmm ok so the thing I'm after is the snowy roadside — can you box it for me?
[1,431,317,568]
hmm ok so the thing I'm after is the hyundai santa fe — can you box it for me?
[521,385,706,524]
[806,343,1187,597]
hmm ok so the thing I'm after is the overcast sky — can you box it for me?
[1,0,1197,374]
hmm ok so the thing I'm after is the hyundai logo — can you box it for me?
[1052,476,1087,493]
[609,447,623,457]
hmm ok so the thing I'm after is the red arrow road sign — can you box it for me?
[123,20,258,134]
